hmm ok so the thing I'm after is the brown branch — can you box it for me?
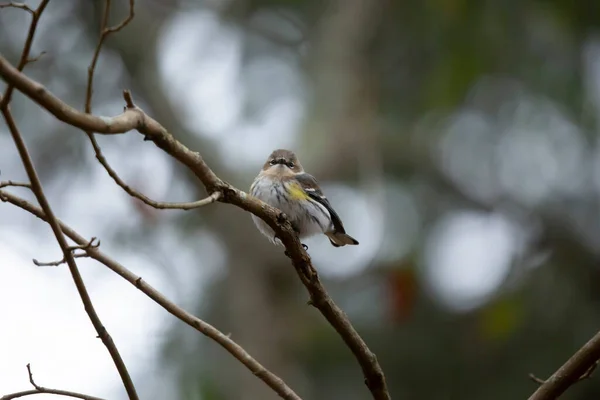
[85,0,134,114]
[0,190,303,400]
[0,0,49,109]
[0,180,31,189]
[88,132,221,209]
[82,1,218,211]
[0,3,139,398]
[0,55,390,400]
[33,251,90,267]
[528,332,600,400]
[0,107,139,400]
[33,237,100,266]
[0,2,34,15]
[0,363,106,400]
[529,360,598,385]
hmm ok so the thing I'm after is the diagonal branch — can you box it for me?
[0,363,107,400]
[0,57,391,399]
[0,189,303,400]
[0,106,140,400]
[528,331,600,400]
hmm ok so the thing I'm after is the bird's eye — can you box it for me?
[287,162,295,168]
[269,160,276,165]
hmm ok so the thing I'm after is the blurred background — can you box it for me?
[2,0,600,399]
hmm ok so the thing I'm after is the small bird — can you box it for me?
[250,149,359,247]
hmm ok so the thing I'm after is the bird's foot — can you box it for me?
[276,212,287,224]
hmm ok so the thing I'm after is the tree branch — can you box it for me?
[0,189,302,400]
[81,1,220,211]
[0,6,138,395]
[0,180,31,189]
[0,105,140,400]
[0,3,34,15]
[528,331,600,399]
[0,0,49,108]
[0,55,390,399]
[0,364,107,400]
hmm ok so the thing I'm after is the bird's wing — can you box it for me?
[294,173,347,234]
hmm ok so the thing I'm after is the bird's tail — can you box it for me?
[325,231,359,247]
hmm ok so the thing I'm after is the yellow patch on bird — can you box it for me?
[287,182,310,200]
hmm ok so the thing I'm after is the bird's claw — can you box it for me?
[302,243,308,251]
[276,212,287,224]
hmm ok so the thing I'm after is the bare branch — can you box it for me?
[0,363,106,400]
[33,252,90,267]
[1,106,139,400]
[0,189,303,400]
[0,180,30,189]
[0,0,49,109]
[33,237,100,266]
[86,0,135,114]
[104,0,135,34]
[25,51,46,64]
[0,2,34,15]
[88,132,221,209]
[528,333,600,399]
[0,3,139,397]
[0,59,390,398]
[529,360,598,386]
[82,1,218,211]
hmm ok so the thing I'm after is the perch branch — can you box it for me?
[0,54,390,399]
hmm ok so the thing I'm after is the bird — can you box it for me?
[250,149,359,248]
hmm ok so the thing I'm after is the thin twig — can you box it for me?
[0,180,31,189]
[25,51,46,64]
[0,2,34,15]
[0,363,107,400]
[89,133,221,209]
[33,251,90,267]
[0,0,49,109]
[33,237,100,266]
[0,58,391,399]
[0,189,303,400]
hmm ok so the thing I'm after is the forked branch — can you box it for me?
[0,189,302,400]
[0,2,138,399]
[0,364,106,400]
[0,54,391,399]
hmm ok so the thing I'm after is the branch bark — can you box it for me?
[0,189,302,400]
[528,331,600,400]
[0,54,391,399]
